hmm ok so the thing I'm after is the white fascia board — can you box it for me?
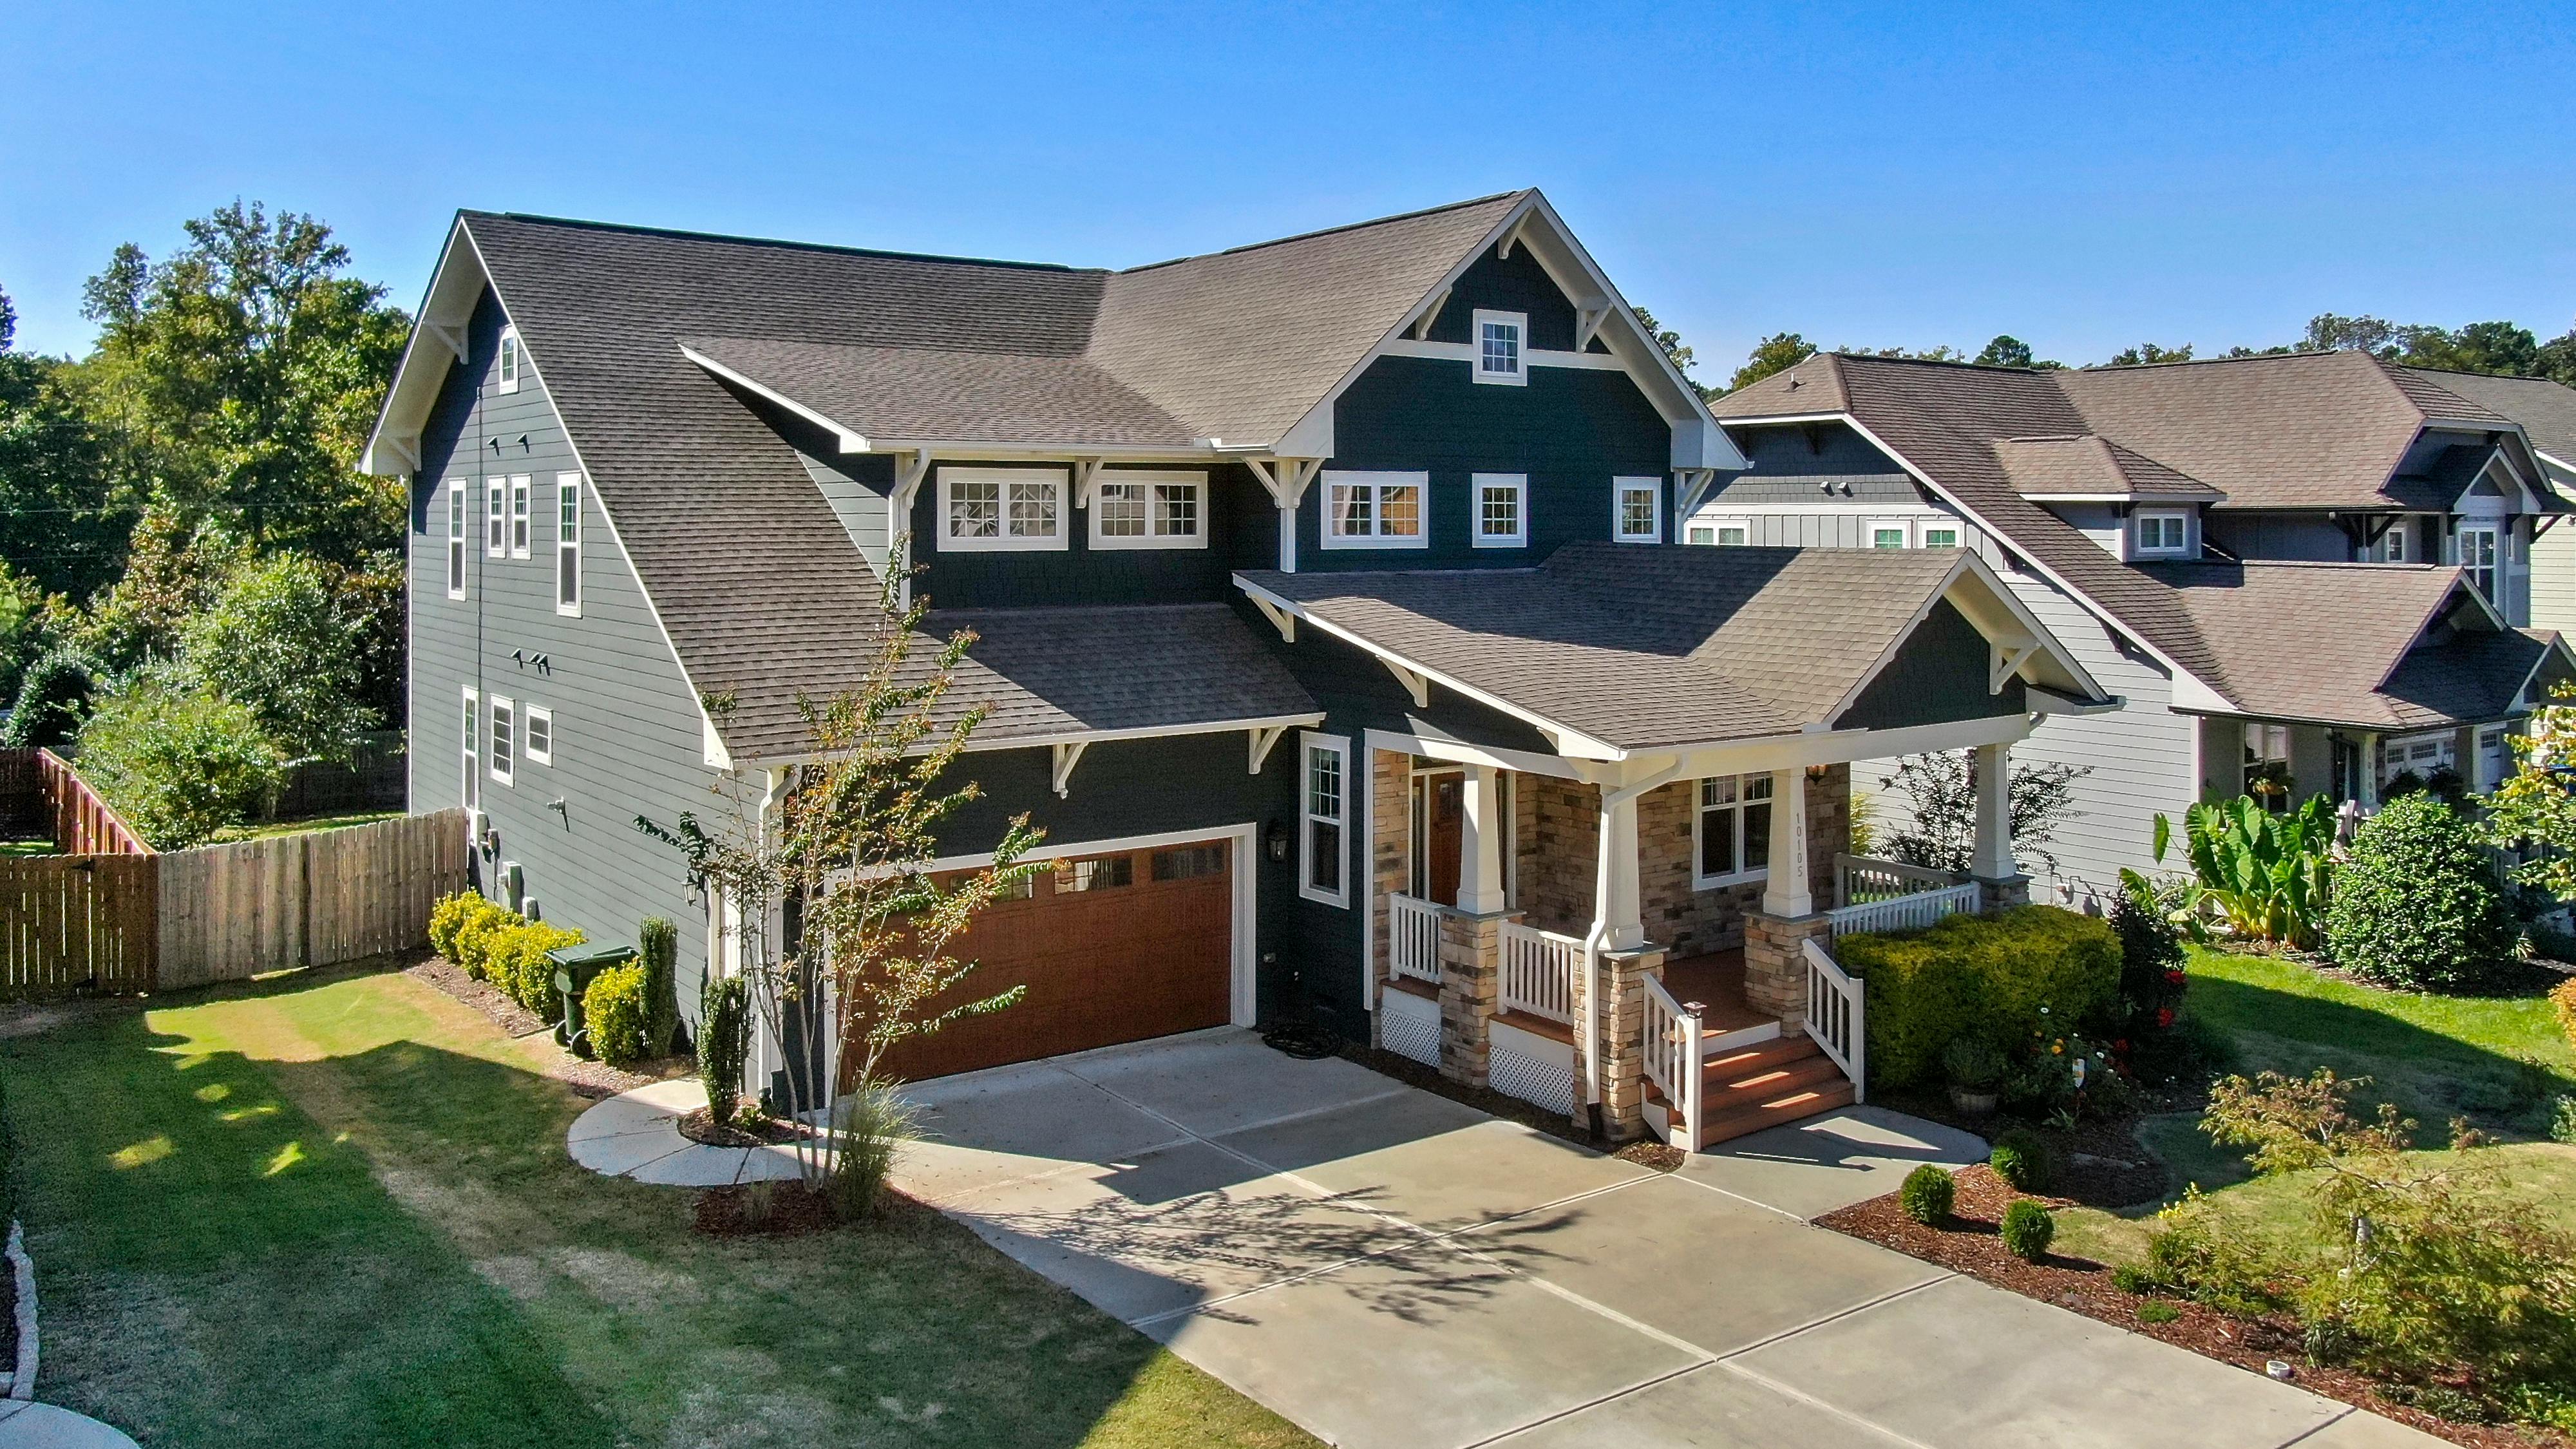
[362,216,484,477]
[1627,711,2041,781]
[677,345,871,454]
[2170,669,2236,715]
[2512,632,2576,708]
[1361,728,1587,781]
[2018,492,2219,504]
[728,711,1329,770]
[1232,573,1626,761]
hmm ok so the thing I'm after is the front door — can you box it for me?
[1414,771,1464,907]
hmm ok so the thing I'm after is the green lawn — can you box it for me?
[0,968,1316,1448]
[0,838,50,857]
[211,809,405,843]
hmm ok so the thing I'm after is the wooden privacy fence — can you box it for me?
[0,810,471,998]
[39,750,150,856]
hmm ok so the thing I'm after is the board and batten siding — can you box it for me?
[408,289,720,1022]
[2532,511,2576,636]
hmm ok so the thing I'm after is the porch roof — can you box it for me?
[1237,542,2107,755]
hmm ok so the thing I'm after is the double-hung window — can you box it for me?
[1613,477,1662,542]
[554,473,582,614]
[2459,524,2500,602]
[1321,471,1428,549]
[1694,773,1774,887]
[460,688,479,809]
[524,705,553,766]
[1472,473,1527,547]
[486,478,507,556]
[1472,308,1527,385]
[939,468,1066,552]
[497,326,522,394]
[1300,734,1349,906]
[1089,470,1207,549]
[489,697,516,787]
[2132,509,2188,558]
[1921,521,1962,548]
[509,475,531,558]
[2381,520,2410,562]
[1870,519,1911,549]
[446,480,468,598]
[2244,722,2292,807]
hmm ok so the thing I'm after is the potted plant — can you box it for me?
[1942,1036,2005,1115]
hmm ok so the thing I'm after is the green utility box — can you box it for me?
[549,941,637,1057]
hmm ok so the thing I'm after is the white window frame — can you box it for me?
[1691,773,1775,889]
[497,326,522,394]
[1299,733,1350,907]
[1087,469,1208,551]
[489,696,516,787]
[2380,518,2410,563]
[524,705,553,766]
[460,687,479,810]
[1685,516,1750,546]
[1471,473,1527,548]
[446,479,468,598]
[554,473,582,615]
[2132,509,2189,558]
[1868,518,1913,549]
[1472,308,1528,386]
[1920,520,1962,549]
[509,475,531,558]
[1613,477,1663,543]
[486,477,506,557]
[2458,522,2501,601]
[1321,471,1430,551]
[938,466,1068,553]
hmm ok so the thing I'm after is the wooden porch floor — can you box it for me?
[1658,949,1775,1037]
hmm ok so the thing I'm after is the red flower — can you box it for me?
[2156,1007,2176,1028]
[2164,970,2186,987]
[2113,1038,2131,1054]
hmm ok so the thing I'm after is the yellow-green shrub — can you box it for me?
[583,964,650,1066]
[451,901,515,981]
[429,890,505,963]
[486,920,585,1022]
[2553,976,2576,1050]
[1835,905,2121,1091]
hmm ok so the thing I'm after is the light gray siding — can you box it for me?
[408,290,721,1022]
[2532,507,2576,636]
[800,453,895,576]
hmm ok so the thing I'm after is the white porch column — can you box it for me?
[1457,764,1508,915]
[1278,504,1297,572]
[1761,767,1812,918]
[1972,741,2015,880]
[1600,788,1645,949]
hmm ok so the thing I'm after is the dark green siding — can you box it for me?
[1834,599,2028,731]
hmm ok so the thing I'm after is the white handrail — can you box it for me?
[1498,921,1581,1024]
[1825,879,1980,939]
[1833,852,1968,908]
[1641,974,1703,1147]
[1799,936,1866,1103]
[1388,893,1444,987]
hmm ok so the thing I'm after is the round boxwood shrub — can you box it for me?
[1836,905,2123,1090]
[1899,1164,1955,1226]
[583,964,650,1066]
[2323,793,2515,990]
[2000,1199,2055,1262]
[1,648,97,750]
[1989,1127,2052,1191]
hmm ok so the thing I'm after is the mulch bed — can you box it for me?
[677,1106,817,1149]
[1876,1087,2173,1208]
[1821,1165,2570,1448]
[693,1180,843,1238]
[403,951,687,1100]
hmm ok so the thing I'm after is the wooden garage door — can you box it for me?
[871,838,1234,1082]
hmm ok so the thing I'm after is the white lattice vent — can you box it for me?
[1382,1008,1441,1068]
[1491,1043,1574,1115]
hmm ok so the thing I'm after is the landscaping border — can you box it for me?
[6,1218,35,1400]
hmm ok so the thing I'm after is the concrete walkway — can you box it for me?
[0,1403,140,1448]
[895,1028,2441,1449]
[566,1078,808,1186]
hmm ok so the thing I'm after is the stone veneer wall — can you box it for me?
[1367,749,1411,1017]
[1510,765,1851,954]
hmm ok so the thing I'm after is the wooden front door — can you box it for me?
[866,838,1234,1083]
[1417,772,1463,907]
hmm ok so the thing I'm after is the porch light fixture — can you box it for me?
[1806,764,1830,782]
[1265,819,1292,865]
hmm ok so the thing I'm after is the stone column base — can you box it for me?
[1572,942,1665,1142]
[1743,911,1833,1026]
[1437,909,1512,1088]
[1975,874,2032,909]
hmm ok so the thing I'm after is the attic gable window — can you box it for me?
[498,327,522,394]
[1090,471,1208,551]
[939,467,1067,553]
[1472,309,1528,386]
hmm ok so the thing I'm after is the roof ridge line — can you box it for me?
[1116,189,1531,275]
[462,209,1098,274]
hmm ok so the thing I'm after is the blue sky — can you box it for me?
[6,2,2572,380]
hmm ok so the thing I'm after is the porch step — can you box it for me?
[1645,1033,1858,1150]
[1696,1081,1857,1146]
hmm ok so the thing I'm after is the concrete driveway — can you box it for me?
[895,1028,2438,1449]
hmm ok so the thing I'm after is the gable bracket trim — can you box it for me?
[1052,741,1087,799]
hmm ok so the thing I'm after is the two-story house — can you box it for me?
[363,191,2111,1148]
[1699,350,2576,909]
[2392,368,2576,632]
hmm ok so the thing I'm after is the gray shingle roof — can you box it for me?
[2405,369,2576,471]
[1992,435,2223,500]
[927,603,1318,746]
[681,336,1200,448]
[1240,542,1984,751]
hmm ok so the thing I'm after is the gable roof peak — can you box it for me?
[1119,188,1538,275]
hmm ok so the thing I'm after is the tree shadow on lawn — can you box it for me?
[1,967,1311,1449]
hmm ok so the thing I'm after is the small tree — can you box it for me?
[1877,750,2089,876]
[2481,683,2576,904]
[1,647,98,749]
[75,676,281,848]
[178,552,377,766]
[641,556,1041,1199]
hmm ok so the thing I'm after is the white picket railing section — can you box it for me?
[1833,852,1967,907]
[1388,893,1445,988]
[1497,921,1582,1024]
[1642,974,1703,1146]
[1825,880,1982,939]
[1799,936,1866,1104]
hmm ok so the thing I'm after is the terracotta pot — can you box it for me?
[1948,1085,2000,1115]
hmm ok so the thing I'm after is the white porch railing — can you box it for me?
[1799,936,1866,1103]
[1498,921,1582,1024]
[1642,973,1703,1146]
[1833,852,1967,907]
[1825,880,1982,939]
[1388,893,1444,989]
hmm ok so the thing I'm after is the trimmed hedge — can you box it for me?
[488,920,585,1023]
[2324,792,2515,990]
[584,964,650,1066]
[1835,905,2122,1091]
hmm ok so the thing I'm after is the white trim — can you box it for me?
[1381,337,1627,371]
[1086,469,1209,551]
[445,478,468,599]
[1300,732,1352,907]
[1320,471,1430,551]
[2130,507,2189,559]
[1471,308,1529,386]
[1472,473,1528,548]
[497,326,522,394]
[508,474,531,559]
[1050,741,1087,798]
[937,466,1069,553]
[460,686,479,811]
[1918,518,1964,549]
[728,710,1329,772]
[1613,476,1663,543]
[2458,520,2503,604]
[485,477,506,558]
[488,696,516,787]
[678,343,870,453]
[1690,772,1776,890]
[1866,517,1914,549]
[554,472,583,616]
[1365,727,1585,782]
[524,705,554,766]
[1685,515,1750,546]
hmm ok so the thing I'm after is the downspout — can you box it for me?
[1577,760,1685,1138]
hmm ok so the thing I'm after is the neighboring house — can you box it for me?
[2395,369,2576,632]
[1700,350,2576,909]
[363,189,2110,1148]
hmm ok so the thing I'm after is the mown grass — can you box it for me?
[210,809,405,844]
[0,968,1316,1448]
